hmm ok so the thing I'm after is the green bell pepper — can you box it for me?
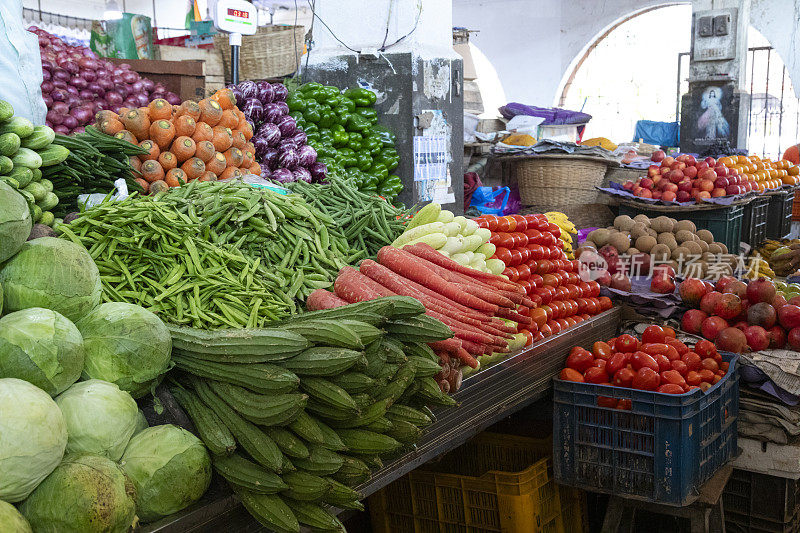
[303,106,321,123]
[319,110,336,129]
[299,82,323,94]
[373,125,397,147]
[362,134,382,154]
[317,85,341,104]
[346,114,369,132]
[316,144,338,158]
[331,125,349,146]
[289,110,304,122]
[369,162,388,179]
[347,132,363,152]
[287,95,307,112]
[303,123,319,135]
[378,175,403,197]
[355,106,378,124]
[376,148,400,170]
[337,98,355,113]
[344,87,377,107]
[355,152,373,171]
[319,130,335,146]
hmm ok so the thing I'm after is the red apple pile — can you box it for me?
[622,153,758,203]
[559,325,730,402]
[679,276,800,352]
[476,214,610,343]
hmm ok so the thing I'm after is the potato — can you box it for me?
[614,215,635,232]
[635,235,657,253]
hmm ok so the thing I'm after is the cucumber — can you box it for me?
[0,132,20,157]
[266,427,310,459]
[213,453,288,494]
[406,202,441,230]
[280,347,363,376]
[300,377,358,413]
[291,445,344,476]
[21,125,55,150]
[30,168,41,182]
[9,166,33,188]
[208,381,307,426]
[0,176,18,189]
[322,478,364,510]
[280,471,330,501]
[232,487,299,533]
[172,387,236,456]
[39,211,54,227]
[37,191,59,212]
[39,178,53,193]
[38,144,70,167]
[31,204,42,223]
[0,100,13,122]
[0,116,33,138]
[11,147,41,169]
[336,429,402,455]
[0,155,11,174]
[24,181,46,202]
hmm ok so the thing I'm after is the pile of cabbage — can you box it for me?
[0,187,211,530]
[230,80,326,183]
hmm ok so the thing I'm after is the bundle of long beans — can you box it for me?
[57,180,356,329]
[288,177,410,259]
[44,126,146,217]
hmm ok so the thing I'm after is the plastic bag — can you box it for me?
[0,0,46,124]
[469,186,510,215]
[79,178,129,209]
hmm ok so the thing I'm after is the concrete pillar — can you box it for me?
[303,0,464,212]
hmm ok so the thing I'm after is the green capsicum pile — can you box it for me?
[288,83,403,201]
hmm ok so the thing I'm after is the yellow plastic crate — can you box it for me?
[369,432,587,533]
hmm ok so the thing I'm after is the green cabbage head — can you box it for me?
[0,500,32,533]
[0,307,84,396]
[0,237,101,322]
[120,425,211,522]
[19,454,137,533]
[134,409,149,436]
[55,379,139,461]
[0,181,32,264]
[0,378,67,502]
[77,302,171,398]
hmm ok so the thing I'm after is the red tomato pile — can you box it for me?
[475,214,611,345]
[559,325,730,402]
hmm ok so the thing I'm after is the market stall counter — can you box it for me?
[141,307,621,533]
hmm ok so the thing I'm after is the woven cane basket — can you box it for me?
[514,155,609,206]
[521,203,614,230]
[215,25,305,82]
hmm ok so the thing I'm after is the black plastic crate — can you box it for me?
[766,190,794,240]
[723,468,800,532]
[618,203,744,254]
[742,196,770,247]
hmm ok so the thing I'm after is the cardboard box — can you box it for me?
[453,43,477,80]
[107,57,205,101]
[156,45,225,97]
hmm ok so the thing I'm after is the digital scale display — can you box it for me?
[227,8,249,19]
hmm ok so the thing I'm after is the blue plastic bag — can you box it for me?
[470,186,510,215]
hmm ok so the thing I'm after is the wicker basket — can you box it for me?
[522,203,615,230]
[214,25,305,82]
[513,155,609,206]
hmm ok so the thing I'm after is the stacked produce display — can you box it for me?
[0,101,69,229]
[31,27,180,135]
[679,276,800,352]
[226,81,326,184]
[754,239,800,277]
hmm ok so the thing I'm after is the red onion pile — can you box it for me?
[30,27,180,135]
[229,81,326,184]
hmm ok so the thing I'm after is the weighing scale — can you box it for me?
[212,0,258,84]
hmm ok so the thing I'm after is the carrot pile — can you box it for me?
[308,243,537,370]
[93,88,258,194]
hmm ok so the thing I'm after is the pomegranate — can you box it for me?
[679,278,708,308]
[773,294,788,309]
[610,273,631,291]
[630,253,652,276]
[789,296,800,307]
[596,270,612,287]
[715,276,738,292]
[744,325,770,351]
[777,304,800,330]
[716,327,748,353]
[714,293,743,321]
[701,316,729,341]
[599,245,620,274]
[650,273,676,294]
[681,309,708,335]
[653,264,676,278]
[747,302,777,328]
[789,327,800,351]
[769,326,787,349]
[733,320,749,331]
[700,292,723,315]
[746,278,777,304]
[651,150,666,162]
[723,280,748,299]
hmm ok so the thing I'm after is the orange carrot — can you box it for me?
[213,88,237,110]
[98,118,125,136]
[149,120,176,150]
[249,162,261,175]
[231,130,247,150]
[140,160,165,183]
[205,152,227,175]
[241,150,253,168]
[223,147,244,168]
[158,151,178,171]
[114,130,137,145]
[194,140,215,163]
[138,107,150,118]
[138,139,160,162]
[149,180,170,194]
[244,141,255,155]
[165,168,187,187]
[238,121,254,141]
[198,171,217,182]
[121,108,150,141]
[134,177,149,194]
[211,126,233,152]
[172,105,180,115]
[218,109,239,130]
[148,98,172,120]
[118,107,132,117]
[219,167,242,180]
[191,122,213,143]
[95,110,118,123]
[181,157,205,180]
[198,98,223,126]
[174,115,197,137]
[171,136,197,163]
[176,100,201,121]
[129,156,142,173]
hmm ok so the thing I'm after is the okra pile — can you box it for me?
[170,296,455,533]
[57,180,358,329]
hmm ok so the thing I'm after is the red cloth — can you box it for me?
[464,172,481,208]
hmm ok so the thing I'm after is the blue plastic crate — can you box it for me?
[553,353,738,506]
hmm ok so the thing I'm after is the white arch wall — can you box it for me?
[453,0,800,111]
